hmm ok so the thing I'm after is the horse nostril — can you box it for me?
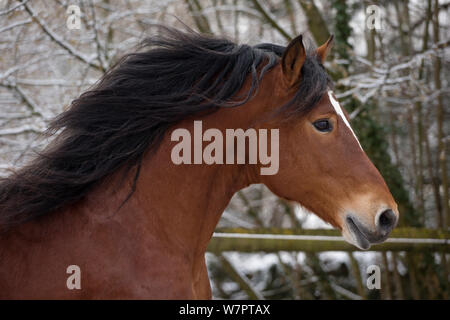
[377,209,396,232]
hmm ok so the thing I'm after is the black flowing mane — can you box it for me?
[0,26,330,227]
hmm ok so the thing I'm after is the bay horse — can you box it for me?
[0,27,398,299]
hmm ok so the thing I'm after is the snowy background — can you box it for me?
[0,0,448,299]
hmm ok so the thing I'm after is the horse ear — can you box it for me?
[316,35,334,64]
[281,35,306,87]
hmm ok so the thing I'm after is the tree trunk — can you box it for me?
[348,253,367,299]
[381,252,393,300]
[433,0,450,228]
[406,254,420,299]
[184,0,212,34]
[298,0,330,45]
[391,253,405,299]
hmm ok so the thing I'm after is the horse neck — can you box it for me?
[73,113,254,261]
[133,136,251,255]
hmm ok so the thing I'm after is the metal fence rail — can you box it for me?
[207,228,450,253]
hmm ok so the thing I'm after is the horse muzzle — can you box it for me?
[344,209,398,250]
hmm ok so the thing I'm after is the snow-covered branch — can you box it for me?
[23,2,103,71]
[0,19,32,33]
[0,0,29,16]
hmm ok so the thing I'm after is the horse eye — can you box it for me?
[313,119,332,132]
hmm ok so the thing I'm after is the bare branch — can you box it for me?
[0,0,30,16]
[23,2,104,71]
[0,19,32,33]
[0,81,43,117]
[249,0,292,41]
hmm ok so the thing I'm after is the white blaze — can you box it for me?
[328,90,363,150]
